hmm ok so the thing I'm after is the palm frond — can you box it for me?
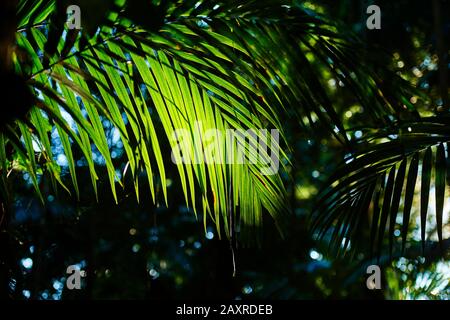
[3,0,301,240]
[313,117,450,257]
[2,0,428,244]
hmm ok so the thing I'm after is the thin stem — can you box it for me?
[433,0,449,112]
[17,22,49,33]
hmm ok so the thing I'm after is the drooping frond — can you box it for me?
[4,0,301,240]
[2,0,427,243]
[313,118,450,257]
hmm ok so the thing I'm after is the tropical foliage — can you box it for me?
[0,0,449,299]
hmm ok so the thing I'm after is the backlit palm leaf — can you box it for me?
[4,0,297,240]
[2,0,427,245]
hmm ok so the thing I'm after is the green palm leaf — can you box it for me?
[314,118,450,257]
[2,0,428,245]
[4,0,297,240]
